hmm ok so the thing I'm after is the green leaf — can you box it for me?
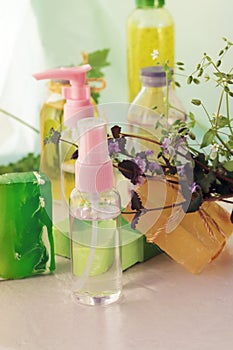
[0,153,40,174]
[197,68,203,77]
[91,91,100,104]
[187,76,193,84]
[214,72,225,78]
[212,156,219,169]
[216,60,221,67]
[87,49,110,69]
[188,112,196,128]
[198,171,216,193]
[131,146,136,156]
[205,55,211,62]
[189,112,195,121]
[193,78,200,84]
[201,129,215,148]
[226,140,233,149]
[188,132,196,140]
[223,160,233,172]
[216,115,229,128]
[176,61,184,66]
[174,81,181,87]
[191,99,201,106]
[186,192,203,213]
[87,69,104,78]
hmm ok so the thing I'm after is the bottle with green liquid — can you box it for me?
[127,0,175,101]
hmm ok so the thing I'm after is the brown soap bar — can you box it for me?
[123,177,232,274]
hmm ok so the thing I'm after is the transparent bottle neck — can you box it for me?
[140,75,171,88]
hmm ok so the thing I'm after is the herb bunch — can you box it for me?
[45,39,233,228]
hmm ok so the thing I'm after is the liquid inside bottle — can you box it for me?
[39,80,69,201]
[70,190,122,306]
[127,66,186,154]
[127,2,175,101]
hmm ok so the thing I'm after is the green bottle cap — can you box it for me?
[158,0,165,7]
[135,0,155,8]
[135,0,165,8]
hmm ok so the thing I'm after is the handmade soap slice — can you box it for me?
[123,177,233,274]
[0,172,55,279]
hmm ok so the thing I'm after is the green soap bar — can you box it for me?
[53,216,161,272]
[0,172,55,279]
[54,228,71,259]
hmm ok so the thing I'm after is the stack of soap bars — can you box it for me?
[0,172,55,279]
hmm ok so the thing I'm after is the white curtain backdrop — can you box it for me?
[0,0,232,163]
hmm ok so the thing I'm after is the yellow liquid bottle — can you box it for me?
[40,80,69,201]
[127,0,175,102]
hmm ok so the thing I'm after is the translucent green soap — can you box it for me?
[0,172,55,279]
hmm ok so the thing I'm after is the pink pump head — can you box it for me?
[33,64,94,127]
[75,118,113,193]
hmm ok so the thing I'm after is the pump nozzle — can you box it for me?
[75,118,113,193]
[33,64,94,126]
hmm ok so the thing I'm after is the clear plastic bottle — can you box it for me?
[70,118,122,306]
[128,66,185,130]
[127,0,175,101]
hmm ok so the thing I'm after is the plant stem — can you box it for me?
[215,132,233,155]
[168,103,186,117]
[225,92,233,134]
[0,108,40,134]
[60,137,78,148]
[200,103,213,125]
[215,88,224,128]
[122,200,186,214]
[194,157,233,185]
[121,132,161,146]
[165,70,169,129]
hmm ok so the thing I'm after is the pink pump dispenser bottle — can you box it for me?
[34,65,95,231]
[33,64,94,127]
[70,117,122,306]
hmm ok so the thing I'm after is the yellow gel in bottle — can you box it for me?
[40,80,67,201]
[127,0,175,102]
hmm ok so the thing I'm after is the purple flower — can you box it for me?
[177,165,185,177]
[44,128,61,145]
[161,137,173,155]
[148,161,160,174]
[190,182,201,194]
[108,140,120,156]
[145,150,154,156]
[133,156,147,174]
[161,135,187,158]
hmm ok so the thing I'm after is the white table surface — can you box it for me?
[1,232,233,350]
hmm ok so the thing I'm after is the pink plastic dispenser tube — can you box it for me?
[75,118,113,193]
